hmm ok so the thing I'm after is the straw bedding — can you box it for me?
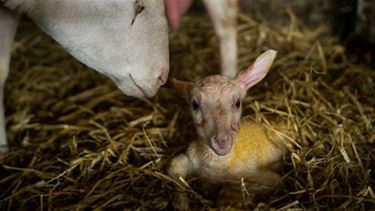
[0,9,374,210]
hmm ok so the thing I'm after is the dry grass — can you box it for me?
[0,9,374,210]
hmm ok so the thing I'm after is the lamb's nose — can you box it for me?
[157,68,169,86]
[212,135,230,148]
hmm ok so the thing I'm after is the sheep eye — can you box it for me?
[192,100,199,110]
[235,99,241,108]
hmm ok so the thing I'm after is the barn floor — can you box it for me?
[0,9,374,210]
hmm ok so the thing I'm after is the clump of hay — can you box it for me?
[1,10,374,210]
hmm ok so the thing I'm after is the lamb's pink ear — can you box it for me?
[171,78,195,100]
[236,50,277,91]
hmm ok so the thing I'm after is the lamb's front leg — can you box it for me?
[0,8,19,152]
[168,153,195,211]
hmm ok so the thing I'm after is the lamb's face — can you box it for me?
[172,50,277,156]
[189,75,243,155]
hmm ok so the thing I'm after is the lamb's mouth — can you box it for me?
[209,135,234,156]
[129,73,151,98]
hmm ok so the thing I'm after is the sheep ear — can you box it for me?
[236,50,277,91]
[171,78,195,99]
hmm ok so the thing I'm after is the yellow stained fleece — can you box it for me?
[228,121,286,171]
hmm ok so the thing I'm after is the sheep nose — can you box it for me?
[212,135,230,148]
[157,68,169,86]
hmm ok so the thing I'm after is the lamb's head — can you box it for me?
[172,50,277,155]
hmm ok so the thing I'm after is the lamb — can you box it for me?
[168,50,294,208]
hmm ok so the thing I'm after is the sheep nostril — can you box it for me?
[158,76,166,86]
[157,68,169,86]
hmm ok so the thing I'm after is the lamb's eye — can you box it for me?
[192,100,199,110]
[235,99,241,108]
